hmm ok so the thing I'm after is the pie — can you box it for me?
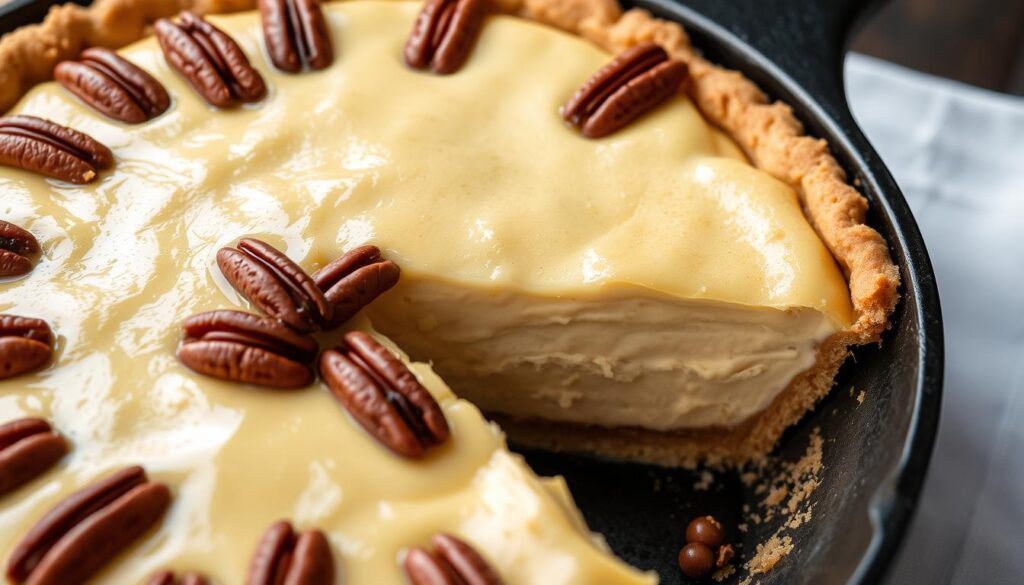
[0,0,899,582]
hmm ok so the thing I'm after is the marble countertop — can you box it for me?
[846,53,1024,585]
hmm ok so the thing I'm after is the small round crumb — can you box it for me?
[716,543,735,568]
[678,542,715,579]
[686,515,725,548]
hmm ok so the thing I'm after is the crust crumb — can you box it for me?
[734,428,823,577]
[693,469,714,491]
[746,534,794,576]
[712,563,736,582]
[764,485,788,507]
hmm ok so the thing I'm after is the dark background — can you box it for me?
[853,0,1024,95]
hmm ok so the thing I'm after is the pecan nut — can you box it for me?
[0,115,113,184]
[404,533,504,585]
[147,570,211,585]
[217,238,331,333]
[6,466,171,585]
[319,331,449,458]
[0,220,41,278]
[562,42,689,139]
[404,0,486,75]
[177,309,317,389]
[54,48,171,124]
[0,314,55,380]
[155,12,267,108]
[246,520,334,585]
[312,245,400,329]
[0,418,68,496]
[259,0,333,73]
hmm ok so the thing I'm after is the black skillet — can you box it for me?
[0,1,943,583]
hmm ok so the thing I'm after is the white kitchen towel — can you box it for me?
[844,53,1024,585]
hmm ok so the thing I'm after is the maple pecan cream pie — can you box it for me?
[0,0,899,582]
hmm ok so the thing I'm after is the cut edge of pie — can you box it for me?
[502,0,901,465]
[0,0,900,466]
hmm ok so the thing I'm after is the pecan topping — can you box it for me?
[147,570,211,585]
[177,310,317,389]
[0,116,113,184]
[562,42,689,139]
[0,418,68,496]
[0,314,54,380]
[217,239,331,333]
[246,520,334,585]
[404,0,486,75]
[312,245,400,329]
[404,533,504,585]
[0,220,41,278]
[54,48,171,124]
[259,0,333,73]
[155,12,267,108]
[6,466,171,585]
[319,331,449,458]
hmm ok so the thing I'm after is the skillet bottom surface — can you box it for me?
[519,339,915,585]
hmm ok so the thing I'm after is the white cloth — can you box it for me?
[844,54,1024,585]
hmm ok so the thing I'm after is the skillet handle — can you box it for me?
[673,0,886,120]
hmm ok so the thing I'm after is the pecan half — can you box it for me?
[246,520,334,585]
[561,42,689,139]
[404,0,486,75]
[0,418,68,496]
[6,465,171,585]
[0,314,54,380]
[319,331,449,458]
[0,116,113,184]
[155,12,267,108]
[0,220,41,278]
[147,570,212,585]
[54,48,171,124]
[312,245,400,329]
[217,239,331,333]
[404,534,504,585]
[177,310,317,389]
[259,0,333,73]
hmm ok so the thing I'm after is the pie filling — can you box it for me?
[0,1,855,581]
[371,281,840,431]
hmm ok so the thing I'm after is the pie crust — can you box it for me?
[0,0,900,465]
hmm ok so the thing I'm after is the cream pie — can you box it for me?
[0,0,899,582]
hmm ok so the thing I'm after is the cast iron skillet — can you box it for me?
[0,1,943,583]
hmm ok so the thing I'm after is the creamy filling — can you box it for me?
[371,278,838,431]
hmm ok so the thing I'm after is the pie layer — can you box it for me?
[0,0,899,581]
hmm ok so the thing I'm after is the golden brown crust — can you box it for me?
[0,0,900,462]
[0,0,254,114]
